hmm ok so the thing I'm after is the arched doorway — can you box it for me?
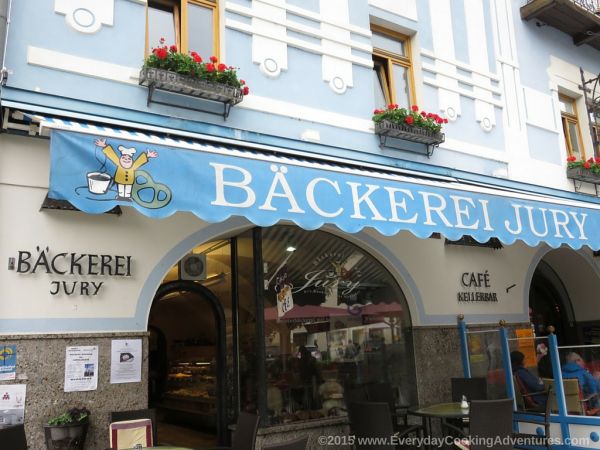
[149,280,227,447]
[529,260,577,345]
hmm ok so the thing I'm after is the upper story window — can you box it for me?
[147,0,218,58]
[559,95,585,160]
[371,26,414,108]
[591,112,600,157]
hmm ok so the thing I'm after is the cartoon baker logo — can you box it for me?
[85,138,172,209]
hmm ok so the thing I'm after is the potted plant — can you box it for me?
[566,155,600,184]
[139,38,248,114]
[373,104,447,147]
[44,407,90,450]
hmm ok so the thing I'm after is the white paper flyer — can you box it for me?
[64,346,98,392]
[110,339,142,384]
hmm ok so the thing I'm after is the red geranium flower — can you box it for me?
[240,79,246,85]
[421,111,427,117]
[411,105,419,112]
[405,116,414,125]
[210,55,218,63]
[206,63,215,72]
[156,48,168,60]
[567,155,577,162]
[243,86,249,95]
[159,37,165,44]
[584,161,591,169]
[217,63,227,72]
[169,45,178,52]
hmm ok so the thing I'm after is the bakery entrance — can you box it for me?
[149,280,227,448]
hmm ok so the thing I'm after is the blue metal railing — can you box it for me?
[458,318,600,449]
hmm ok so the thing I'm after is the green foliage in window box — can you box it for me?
[143,39,249,95]
[372,104,447,134]
[47,407,90,426]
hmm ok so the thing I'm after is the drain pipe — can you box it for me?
[0,0,12,86]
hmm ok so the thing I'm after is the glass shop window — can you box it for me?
[371,26,413,108]
[261,225,416,424]
[147,0,218,58]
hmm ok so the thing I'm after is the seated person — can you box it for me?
[561,352,600,406]
[511,350,547,407]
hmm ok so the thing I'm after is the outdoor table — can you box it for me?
[409,402,469,449]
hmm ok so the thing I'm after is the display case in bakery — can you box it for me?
[159,344,217,428]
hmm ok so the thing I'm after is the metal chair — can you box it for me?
[0,423,27,450]
[449,377,487,433]
[366,382,422,435]
[110,408,157,444]
[230,412,260,450]
[543,377,599,415]
[349,401,421,450]
[203,412,260,450]
[452,398,514,450]
[261,436,309,450]
[513,386,552,450]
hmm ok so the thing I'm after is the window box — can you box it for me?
[375,120,445,147]
[566,167,600,184]
[139,67,244,119]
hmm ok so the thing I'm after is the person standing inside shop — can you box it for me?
[293,346,322,411]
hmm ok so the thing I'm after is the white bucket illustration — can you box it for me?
[87,172,112,194]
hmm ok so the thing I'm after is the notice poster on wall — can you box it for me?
[64,346,98,392]
[0,345,17,381]
[110,339,142,384]
[0,384,26,428]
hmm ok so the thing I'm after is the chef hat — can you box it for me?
[118,145,136,156]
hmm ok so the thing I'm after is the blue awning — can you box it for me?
[43,116,600,250]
